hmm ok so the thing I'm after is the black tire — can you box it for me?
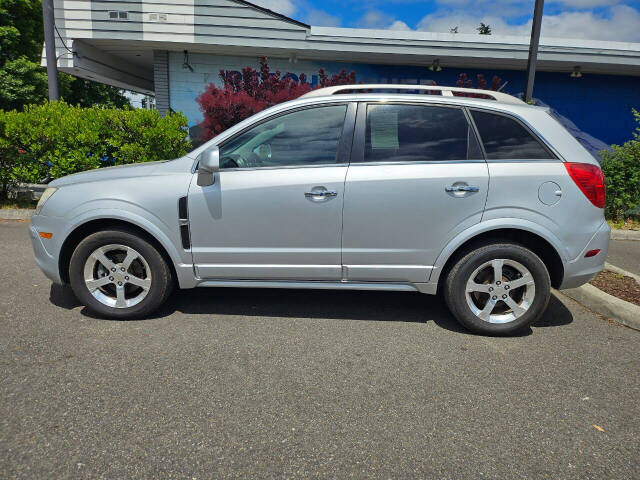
[443,243,551,335]
[69,228,173,319]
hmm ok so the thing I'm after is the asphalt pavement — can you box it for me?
[607,239,640,276]
[1,221,638,479]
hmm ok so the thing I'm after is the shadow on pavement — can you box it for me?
[49,283,82,309]
[533,293,574,328]
[50,282,573,335]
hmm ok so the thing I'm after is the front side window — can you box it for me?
[364,104,480,162]
[219,105,347,169]
[470,110,553,160]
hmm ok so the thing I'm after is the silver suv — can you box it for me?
[29,85,609,335]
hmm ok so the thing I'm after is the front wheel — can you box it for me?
[69,229,173,319]
[443,243,551,335]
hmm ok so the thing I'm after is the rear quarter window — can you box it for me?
[471,110,554,160]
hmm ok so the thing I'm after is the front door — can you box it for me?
[342,102,489,283]
[188,103,354,280]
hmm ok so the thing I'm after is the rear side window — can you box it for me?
[470,110,553,160]
[364,104,481,162]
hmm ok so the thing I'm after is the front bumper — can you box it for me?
[29,214,65,284]
[559,221,610,289]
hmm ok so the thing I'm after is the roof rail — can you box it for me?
[300,84,525,105]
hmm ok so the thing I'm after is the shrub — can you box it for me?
[196,57,357,142]
[600,109,640,221]
[455,73,502,92]
[0,102,191,198]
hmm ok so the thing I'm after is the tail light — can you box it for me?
[564,162,606,208]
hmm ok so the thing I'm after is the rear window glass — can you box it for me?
[364,104,481,162]
[471,110,553,160]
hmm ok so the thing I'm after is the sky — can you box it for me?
[252,0,640,42]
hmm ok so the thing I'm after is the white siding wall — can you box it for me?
[52,0,307,45]
[48,0,310,92]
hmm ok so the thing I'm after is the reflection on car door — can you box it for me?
[342,102,489,283]
[188,103,355,280]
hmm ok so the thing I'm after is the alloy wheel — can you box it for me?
[464,258,536,324]
[83,244,152,308]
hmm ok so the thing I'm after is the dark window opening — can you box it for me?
[471,110,553,160]
[364,104,481,162]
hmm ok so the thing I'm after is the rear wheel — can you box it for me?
[69,229,173,319]
[444,243,551,335]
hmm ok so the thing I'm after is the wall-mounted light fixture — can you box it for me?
[289,53,298,64]
[182,50,194,72]
[429,59,442,72]
[570,66,582,78]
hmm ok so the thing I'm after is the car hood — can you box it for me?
[48,160,168,188]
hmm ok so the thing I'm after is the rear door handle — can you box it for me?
[445,185,479,193]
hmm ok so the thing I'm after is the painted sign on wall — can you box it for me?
[169,53,640,146]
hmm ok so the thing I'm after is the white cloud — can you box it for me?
[296,1,639,44]
[434,0,621,10]
[356,10,413,30]
[250,0,297,17]
[306,8,341,27]
[417,14,521,35]
[389,20,412,31]
[555,0,621,7]
[357,10,395,29]
[416,4,640,42]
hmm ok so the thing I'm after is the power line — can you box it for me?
[54,24,73,54]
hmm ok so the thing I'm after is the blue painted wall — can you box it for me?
[169,53,640,146]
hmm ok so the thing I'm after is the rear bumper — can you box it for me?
[29,214,64,284]
[559,221,610,289]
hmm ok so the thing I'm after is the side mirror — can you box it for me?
[197,146,219,186]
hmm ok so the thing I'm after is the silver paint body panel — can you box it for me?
[30,93,608,294]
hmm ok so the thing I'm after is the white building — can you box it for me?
[47,0,640,145]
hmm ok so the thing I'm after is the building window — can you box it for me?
[108,11,129,20]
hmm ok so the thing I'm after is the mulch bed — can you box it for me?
[590,270,640,307]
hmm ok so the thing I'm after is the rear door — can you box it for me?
[342,102,489,283]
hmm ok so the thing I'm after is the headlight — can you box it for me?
[35,187,58,215]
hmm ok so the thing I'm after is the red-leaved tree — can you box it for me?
[454,73,502,97]
[196,57,357,142]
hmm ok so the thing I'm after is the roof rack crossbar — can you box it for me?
[300,84,525,105]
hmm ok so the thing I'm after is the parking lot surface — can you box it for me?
[1,221,638,479]
[607,239,640,276]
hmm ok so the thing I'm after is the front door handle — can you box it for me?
[305,189,337,198]
[445,185,479,193]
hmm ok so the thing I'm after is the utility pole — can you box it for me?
[42,0,59,100]
[524,0,544,102]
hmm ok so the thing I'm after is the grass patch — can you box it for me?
[608,218,640,231]
[0,198,36,209]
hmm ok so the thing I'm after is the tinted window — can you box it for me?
[364,104,480,162]
[471,110,553,160]
[220,105,347,169]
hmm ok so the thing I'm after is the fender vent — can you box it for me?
[178,196,190,249]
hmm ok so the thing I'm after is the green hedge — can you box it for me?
[600,109,640,221]
[0,101,191,199]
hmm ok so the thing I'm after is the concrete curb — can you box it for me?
[561,284,640,331]
[0,209,34,220]
[611,229,640,241]
[605,262,640,285]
